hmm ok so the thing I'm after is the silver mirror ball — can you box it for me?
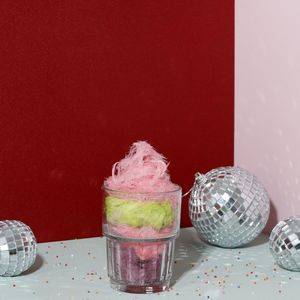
[189,166,270,248]
[269,216,300,271]
[0,220,37,276]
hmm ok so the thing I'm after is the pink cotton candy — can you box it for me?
[131,242,164,260]
[104,141,178,193]
[109,224,173,260]
[109,224,174,239]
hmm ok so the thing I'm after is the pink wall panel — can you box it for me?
[235,0,300,232]
[0,1,233,242]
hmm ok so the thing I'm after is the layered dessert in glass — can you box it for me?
[103,141,182,293]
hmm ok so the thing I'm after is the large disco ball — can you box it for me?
[269,216,300,271]
[189,166,270,248]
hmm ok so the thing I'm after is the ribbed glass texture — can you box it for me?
[106,237,175,293]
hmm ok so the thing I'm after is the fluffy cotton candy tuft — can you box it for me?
[104,141,178,193]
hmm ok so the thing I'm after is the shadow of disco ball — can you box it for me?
[189,166,270,248]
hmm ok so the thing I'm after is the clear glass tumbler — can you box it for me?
[103,186,182,293]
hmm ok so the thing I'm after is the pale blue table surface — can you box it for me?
[1,227,300,300]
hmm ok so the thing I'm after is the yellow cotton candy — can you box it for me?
[105,196,174,230]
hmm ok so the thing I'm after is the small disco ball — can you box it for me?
[0,220,37,276]
[269,216,300,271]
[189,166,270,248]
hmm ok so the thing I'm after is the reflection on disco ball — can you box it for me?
[0,220,37,276]
[189,166,270,248]
[269,216,300,271]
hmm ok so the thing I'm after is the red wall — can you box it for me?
[0,1,234,242]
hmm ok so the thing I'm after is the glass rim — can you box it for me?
[102,184,182,195]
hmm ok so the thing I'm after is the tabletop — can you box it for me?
[1,227,300,300]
